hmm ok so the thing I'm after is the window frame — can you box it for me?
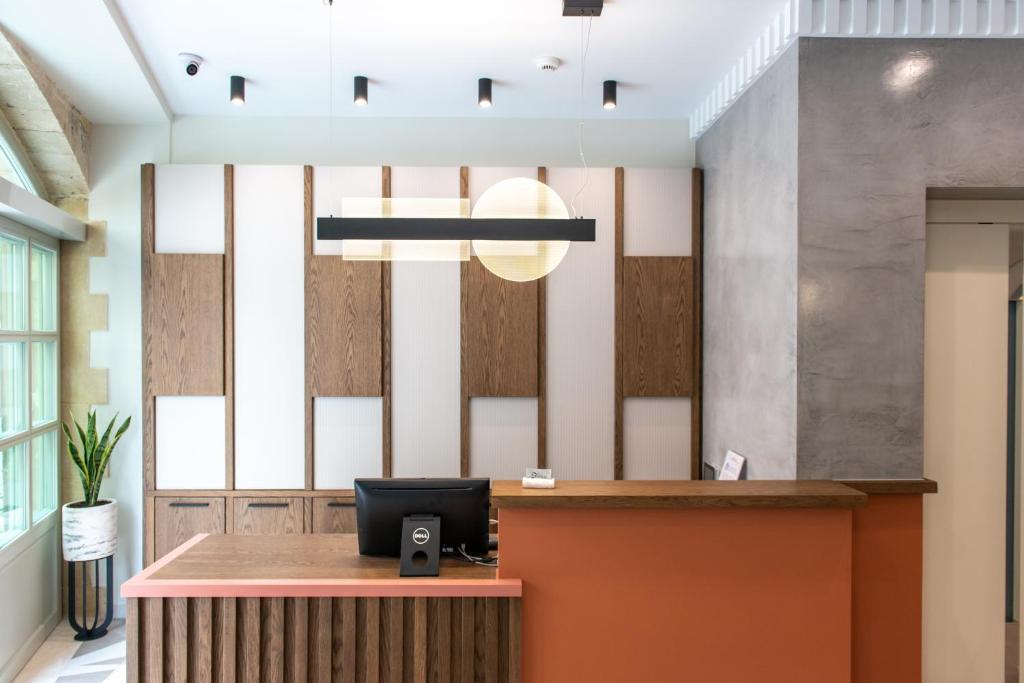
[0,215,60,557]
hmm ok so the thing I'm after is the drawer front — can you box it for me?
[312,497,357,533]
[233,497,305,534]
[154,497,226,560]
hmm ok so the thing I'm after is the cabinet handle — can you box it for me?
[169,502,210,508]
[248,502,289,509]
[327,502,354,508]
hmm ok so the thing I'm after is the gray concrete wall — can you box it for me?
[796,38,1024,478]
[696,45,799,479]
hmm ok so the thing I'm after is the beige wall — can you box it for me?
[924,222,1008,682]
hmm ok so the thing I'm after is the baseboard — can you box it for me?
[0,608,60,683]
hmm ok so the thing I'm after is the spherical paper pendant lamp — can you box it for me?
[470,178,571,282]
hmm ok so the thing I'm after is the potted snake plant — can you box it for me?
[61,411,131,562]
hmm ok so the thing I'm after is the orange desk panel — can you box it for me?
[851,494,924,683]
[498,507,853,683]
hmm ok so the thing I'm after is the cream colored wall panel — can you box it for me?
[392,166,460,198]
[623,398,691,480]
[544,167,616,480]
[468,167,536,205]
[313,397,383,488]
[923,222,1007,683]
[154,164,224,254]
[469,398,538,479]
[233,165,305,489]
[155,396,226,490]
[391,167,462,478]
[312,166,381,255]
[0,525,59,681]
[623,168,692,257]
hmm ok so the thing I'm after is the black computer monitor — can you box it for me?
[354,478,490,556]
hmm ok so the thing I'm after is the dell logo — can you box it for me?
[412,528,430,545]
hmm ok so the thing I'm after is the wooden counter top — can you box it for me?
[121,534,520,599]
[838,479,938,495]
[491,480,867,509]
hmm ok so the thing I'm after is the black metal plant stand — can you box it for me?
[67,555,114,641]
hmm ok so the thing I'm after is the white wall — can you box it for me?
[87,122,692,609]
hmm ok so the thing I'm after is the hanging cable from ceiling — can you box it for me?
[569,15,593,220]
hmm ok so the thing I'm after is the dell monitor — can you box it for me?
[354,478,490,560]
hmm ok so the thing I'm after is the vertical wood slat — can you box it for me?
[507,599,521,683]
[167,597,189,681]
[285,597,308,683]
[536,166,547,469]
[190,597,213,683]
[381,167,393,478]
[613,167,625,480]
[460,166,471,478]
[413,597,428,683]
[142,164,155,496]
[691,168,704,479]
[144,598,164,682]
[127,599,140,683]
[224,164,235,491]
[382,597,404,682]
[460,599,475,683]
[484,598,499,683]
[238,598,260,682]
[304,166,314,491]
[308,597,332,683]
[338,597,357,683]
[261,598,285,683]
[214,597,236,683]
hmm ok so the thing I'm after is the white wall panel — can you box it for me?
[314,397,383,488]
[623,398,691,480]
[234,165,305,489]
[391,167,462,478]
[154,164,224,253]
[545,167,616,480]
[0,525,59,681]
[469,398,538,479]
[312,166,381,255]
[623,168,691,256]
[155,396,226,490]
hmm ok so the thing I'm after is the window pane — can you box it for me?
[31,430,57,523]
[0,342,26,438]
[30,244,56,332]
[0,233,26,331]
[0,442,27,548]
[31,340,56,426]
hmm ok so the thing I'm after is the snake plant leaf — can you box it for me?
[63,410,132,507]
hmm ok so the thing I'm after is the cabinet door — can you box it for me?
[312,497,357,533]
[233,497,304,534]
[154,497,226,559]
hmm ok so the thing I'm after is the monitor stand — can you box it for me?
[400,514,441,577]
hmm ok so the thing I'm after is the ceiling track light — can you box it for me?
[478,78,493,108]
[354,75,368,106]
[603,80,617,110]
[230,75,245,106]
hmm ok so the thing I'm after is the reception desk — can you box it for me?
[123,480,932,682]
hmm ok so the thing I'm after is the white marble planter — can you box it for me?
[62,499,117,561]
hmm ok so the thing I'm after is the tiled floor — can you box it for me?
[13,620,126,683]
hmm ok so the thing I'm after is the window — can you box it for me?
[0,219,58,551]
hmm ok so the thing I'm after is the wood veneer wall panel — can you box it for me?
[691,168,704,479]
[622,257,693,396]
[381,166,393,478]
[462,259,539,397]
[224,165,235,490]
[614,167,625,479]
[142,164,155,497]
[537,167,548,468]
[147,253,225,395]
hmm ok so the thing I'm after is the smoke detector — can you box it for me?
[534,56,561,72]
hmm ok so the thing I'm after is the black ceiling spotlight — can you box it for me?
[354,75,368,106]
[563,0,603,16]
[603,80,617,110]
[478,77,493,108]
[230,75,245,106]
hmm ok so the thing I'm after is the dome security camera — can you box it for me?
[179,53,203,77]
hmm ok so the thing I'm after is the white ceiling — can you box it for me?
[0,0,786,123]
